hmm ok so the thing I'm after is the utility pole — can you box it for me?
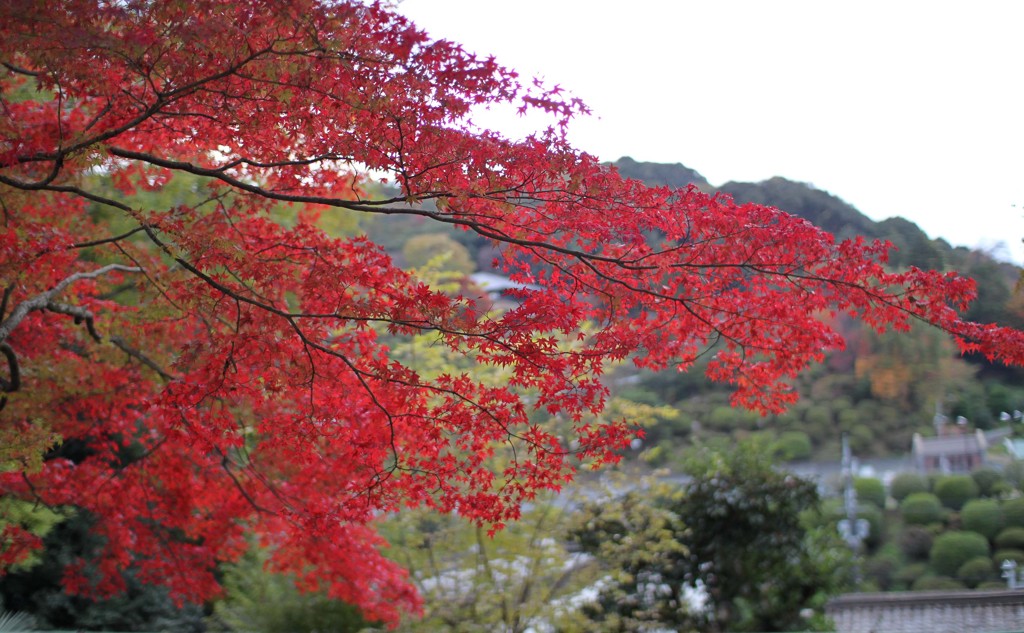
[837,434,869,584]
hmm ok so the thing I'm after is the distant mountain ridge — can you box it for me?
[611,156,1013,277]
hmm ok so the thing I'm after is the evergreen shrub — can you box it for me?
[995,527,1024,551]
[930,531,989,577]
[961,499,1003,541]
[890,473,928,502]
[956,556,995,588]
[1003,497,1024,528]
[901,492,944,526]
[934,475,980,511]
[855,477,886,509]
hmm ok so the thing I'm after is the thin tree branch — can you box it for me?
[109,335,175,382]
[0,264,142,344]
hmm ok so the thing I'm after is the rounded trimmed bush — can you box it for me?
[992,481,1015,498]
[971,467,1006,498]
[934,475,980,511]
[773,430,812,462]
[995,526,1024,551]
[891,472,929,502]
[901,492,944,525]
[930,530,990,576]
[962,499,1003,541]
[957,555,995,588]
[994,548,1024,567]
[912,576,965,591]
[979,580,1008,589]
[1003,497,1024,528]
[900,526,934,561]
[855,477,886,509]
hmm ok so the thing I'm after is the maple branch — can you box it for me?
[12,147,890,336]
[45,301,102,342]
[217,449,275,515]
[0,264,142,344]
[2,43,278,188]
[72,226,148,249]
[101,148,578,248]
[1,60,40,77]
[102,146,845,290]
[136,222,558,473]
[109,336,175,382]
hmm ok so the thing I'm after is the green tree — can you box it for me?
[568,481,693,632]
[913,576,965,591]
[894,562,929,590]
[994,549,1024,567]
[382,499,596,633]
[672,442,851,632]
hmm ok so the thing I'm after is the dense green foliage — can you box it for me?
[930,531,990,577]
[773,430,814,461]
[890,473,929,502]
[1003,497,1024,528]
[957,556,996,588]
[934,475,981,511]
[825,465,1024,594]
[380,500,596,633]
[210,547,374,633]
[675,442,850,632]
[568,483,692,632]
[901,493,945,526]
[855,477,887,509]
[566,442,850,632]
[961,499,1003,541]
[995,527,1024,551]
[971,468,1006,498]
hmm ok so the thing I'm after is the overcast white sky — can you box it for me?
[399,1,1024,264]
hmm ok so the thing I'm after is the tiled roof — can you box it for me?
[914,434,983,456]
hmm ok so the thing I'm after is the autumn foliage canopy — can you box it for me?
[1,0,1023,624]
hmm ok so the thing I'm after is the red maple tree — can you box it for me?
[1,0,1021,623]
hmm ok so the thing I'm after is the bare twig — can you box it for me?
[109,335,175,382]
